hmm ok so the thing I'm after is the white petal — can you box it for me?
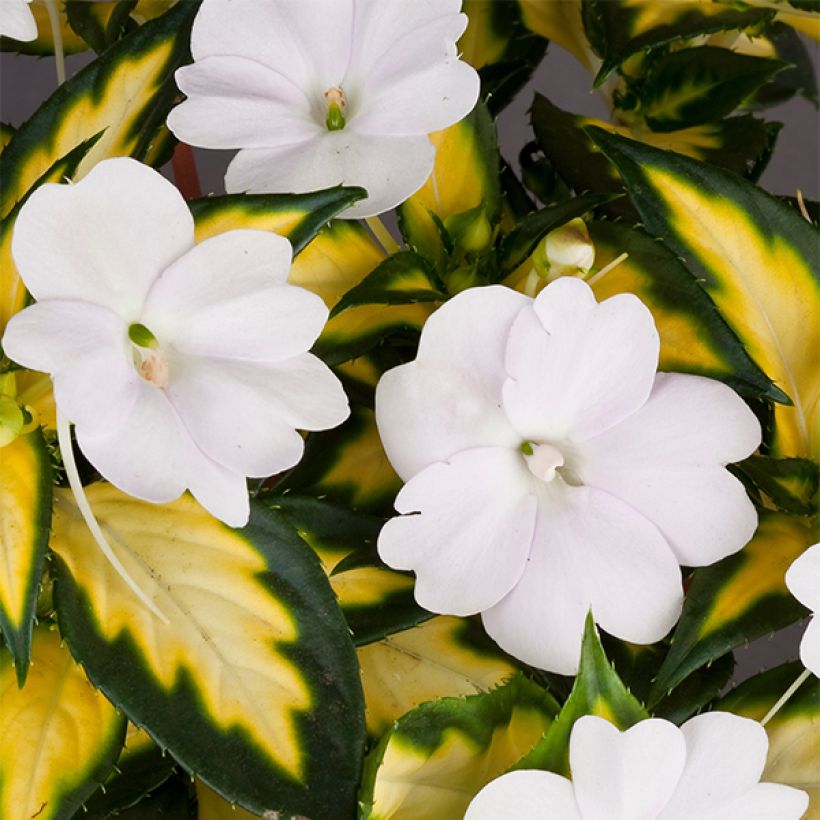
[659,712,769,819]
[167,353,348,477]
[378,447,537,616]
[465,770,582,820]
[11,158,194,317]
[579,373,760,566]
[694,783,810,820]
[184,460,251,529]
[3,300,139,434]
[570,716,686,820]
[482,486,682,674]
[798,616,820,677]
[142,229,327,363]
[224,131,436,219]
[190,0,353,92]
[375,286,528,480]
[502,277,659,443]
[785,543,820,612]
[0,0,36,41]
[351,58,479,137]
[169,57,321,150]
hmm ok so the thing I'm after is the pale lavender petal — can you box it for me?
[465,770,582,820]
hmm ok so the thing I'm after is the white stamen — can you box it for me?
[137,349,170,388]
[324,86,347,110]
[524,443,565,482]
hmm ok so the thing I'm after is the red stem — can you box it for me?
[171,142,202,200]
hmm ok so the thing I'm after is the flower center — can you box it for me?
[128,322,169,388]
[324,86,347,131]
[521,442,565,482]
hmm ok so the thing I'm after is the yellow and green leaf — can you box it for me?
[197,781,258,820]
[398,103,500,270]
[0,0,197,218]
[649,512,814,704]
[518,0,598,73]
[357,616,520,738]
[516,615,648,776]
[0,429,52,683]
[582,0,776,85]
[591,127,820,459]
[717,662,819,806]
[360,675,558,820]
[0,624,126,820]
[49,485,364,818]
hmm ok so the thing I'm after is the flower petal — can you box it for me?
[482,486,682,674]
[785,543,820,612]
[0,0,37,42]
[11,158,194,316]
[465,770,582,820]
[378,447,537,616]
[224,131,436,219]
[2,300,139,434]
[169,56,320,150]
[375,285,528,480]
[694,783,810,820]
[351,57,479,137]
[167,353,348,478]
[798,616,820,678]
[570,716,686,820]
[502,277,659,443]
[190,0,353,93]
[578,373,760,566]
[659,712,768,819]
[142,229,327,363]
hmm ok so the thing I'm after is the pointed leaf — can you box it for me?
[518,0,597,73]
[0,625,125,820]
[360,675,559,820]
[0,429,52,684]
[357,616,520,737]
[515,614,648,776]
[590,127,820,458]
[649,512,814,704]
[50,485,364,819]
[196,781,257,820]
[0,0,197,218]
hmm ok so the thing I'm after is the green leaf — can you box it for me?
[515,614,647,775]
[460,0,548,115]
[398,103,500,270]
[496,193,617,276]
[581,0,775,85]
[0,624,126,820]
[360,675,558,819]
[734,455,819,515]
[639,46,786,132]
[0,429,52,684]
[590,127,820,459]
[330,251,447,317]
[0,0,197,218]
[747,21,819,107]
[357,616,520,738]
[649,512,814,705]
[98,774,192,820]
[189,186,367,254]
[717,662,819,805]
[50,485,365,819]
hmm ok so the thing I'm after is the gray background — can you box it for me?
[0,28,817,686]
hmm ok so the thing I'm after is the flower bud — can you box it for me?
[444,203,493,255]
[534,217,595,279]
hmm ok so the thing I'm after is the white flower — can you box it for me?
[465,713,809,820]
[785,542,820,677]
[0,0,36,42]
[165,0,480,219]
[375,278,760,673]
[2,157,349,527]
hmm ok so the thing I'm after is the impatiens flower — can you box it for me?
[785,543,820,677]
[375,279,760,673]
[465,713,809,820]
[2,158,349,528]
[0,0,36,42]
[166,0,480,218]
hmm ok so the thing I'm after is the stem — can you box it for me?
[56,411,169,624]
[585,251,629,288]
[43,0,66,86]
[171,143,202,200]
[365,215,400,255]
[760,667,812,726]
